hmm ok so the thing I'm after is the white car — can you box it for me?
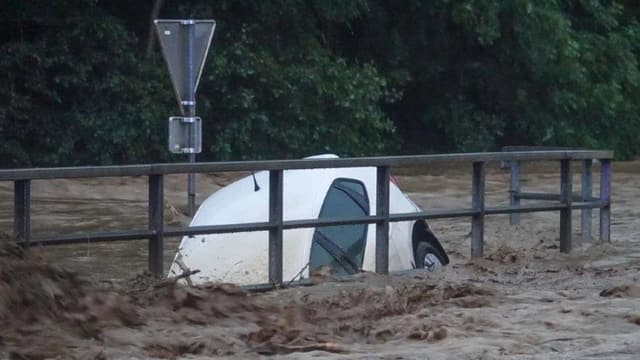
[169,155,449,285]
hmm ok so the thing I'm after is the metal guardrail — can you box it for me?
[502,149,609,244]
[2,150,613,285]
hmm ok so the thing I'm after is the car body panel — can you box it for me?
[169,155,422,285]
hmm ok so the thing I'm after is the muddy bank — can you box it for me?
[2,239,639,359]
[0,238,492,359]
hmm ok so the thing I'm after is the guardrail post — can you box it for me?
[14,180,31,248]
[509,160,521,225]
[376,166,390,274]
[471,162,485,258]
[148,174,164,276]
[599,159,611,242]
[559,160,572,253]
[268,169,284,285]
[581,159,593,240]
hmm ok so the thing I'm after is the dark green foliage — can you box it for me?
[0,0,173,166]
[1,0,639,166]
[179,1,395,160]
[340,0,640,157]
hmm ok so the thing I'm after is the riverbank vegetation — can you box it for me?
[2,0,639,166]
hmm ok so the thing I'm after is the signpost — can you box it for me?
[155,19,216,217]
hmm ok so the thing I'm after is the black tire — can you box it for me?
[414,241,447,271]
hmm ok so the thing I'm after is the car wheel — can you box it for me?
[414,241,446,271]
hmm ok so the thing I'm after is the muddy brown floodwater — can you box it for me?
[1,161,639,359]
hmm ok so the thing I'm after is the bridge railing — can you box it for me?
[0,150,613,286]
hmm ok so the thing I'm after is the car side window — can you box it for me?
[309,178,369,276]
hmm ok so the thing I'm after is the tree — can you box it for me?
[1,0,639,166]
[0,0,173,166]
[170,0,397,160]
[333,0,640,157]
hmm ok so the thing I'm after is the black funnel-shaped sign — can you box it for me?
[155,19,216,112]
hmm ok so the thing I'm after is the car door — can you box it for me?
[309,178,370,276]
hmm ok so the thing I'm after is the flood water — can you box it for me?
[3,161,640,359]
[0,174,228,283]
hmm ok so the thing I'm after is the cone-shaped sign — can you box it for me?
[155,19,216,112]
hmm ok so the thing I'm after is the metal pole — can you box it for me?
[13,180,31,248]
[581,159,593,240]
[375,166,390,274]
[268,170,283,285]
[509,160,521,225]
[599,159,611,242]
[184,20,197,217]
[559,160,572,253]
[471,161,485,258]
[148,174,165,276]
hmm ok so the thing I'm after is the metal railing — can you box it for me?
[1,150,613,285]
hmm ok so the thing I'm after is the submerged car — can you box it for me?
[169,155,449,285]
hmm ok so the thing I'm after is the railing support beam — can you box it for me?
[581,160,593,240]
[148,174,165,276]
[471,162,485,258]
[509,160,521,225]
[13,180,31,248]
[559,160,572,253]
[268,170,284,285]
[599,159,611,242]
[376,166,390,274]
